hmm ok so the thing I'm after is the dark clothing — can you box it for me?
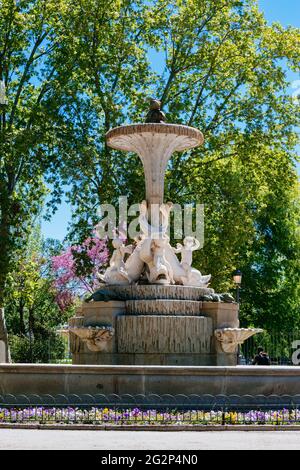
[253,352,271,366]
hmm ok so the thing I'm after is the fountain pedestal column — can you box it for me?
[67,286,258,366]
[106,123,203,211]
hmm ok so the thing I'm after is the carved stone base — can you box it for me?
[68,290,259,366]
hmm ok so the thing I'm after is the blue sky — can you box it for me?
[259,0,300,27]
[41,0,300,241]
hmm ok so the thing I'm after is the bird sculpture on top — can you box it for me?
[145,98,166,123]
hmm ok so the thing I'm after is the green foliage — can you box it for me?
[0,0,75,302]
[9,331,66,364]
[52,0,300,330]
[4,225,73,362]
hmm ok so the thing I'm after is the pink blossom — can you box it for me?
[51,236,109,311]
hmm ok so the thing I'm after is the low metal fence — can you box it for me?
[10,330,300,366]
[1,394,300,425]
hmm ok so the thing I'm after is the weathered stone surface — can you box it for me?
[71,352,220,366]
[68,292,253,366]
[90,284,214,301]
[215,328,263,353]
[117,315,212,354]
[68,298,245,365]
[201,302,239,329]
[106,123,203,207]
[0,308,10,363]
[1,364,300,396]
[125,299,203,316]
[69,315,84,354]
[81,301,126,327]
[69,327,114,352]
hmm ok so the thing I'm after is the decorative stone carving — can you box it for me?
[100,198,211,287]
[173,236,211,286]
[214,328,263,353]
[147,237,175,285]
[67,113,260,367]
[125,299,204,316]
[69,326,114,352]
[106,123,204,207]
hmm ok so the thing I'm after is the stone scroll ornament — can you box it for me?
[214,328,263,353]
[99,100,211,287]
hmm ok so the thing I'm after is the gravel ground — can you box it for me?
[0,429,300,450]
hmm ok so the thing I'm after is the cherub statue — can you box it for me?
[145,99,166,123]
[109,237,133,275]
[173,236,201,283]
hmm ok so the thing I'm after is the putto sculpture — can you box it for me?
[100,101,211,287]
[101,236,133,285]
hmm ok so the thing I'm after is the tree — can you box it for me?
[4,224,73,362]
[0,0,299,332]
[239,184,300,331]
[51,235,109,309]
[48,0,155,241]
[0,0,71,304]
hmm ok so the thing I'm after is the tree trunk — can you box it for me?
[19,299,26,335]
[28,306,34,335]
[0,207,11,306]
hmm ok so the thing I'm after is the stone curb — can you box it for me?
[1,423,300,431]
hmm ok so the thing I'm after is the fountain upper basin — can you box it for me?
[106,123,204,153]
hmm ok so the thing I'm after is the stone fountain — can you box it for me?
[69,101,261,366]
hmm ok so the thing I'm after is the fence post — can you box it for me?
[0,307,11,363]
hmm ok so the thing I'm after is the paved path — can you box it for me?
[0,429,300,450]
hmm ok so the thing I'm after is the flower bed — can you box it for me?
[1,407,300,426]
